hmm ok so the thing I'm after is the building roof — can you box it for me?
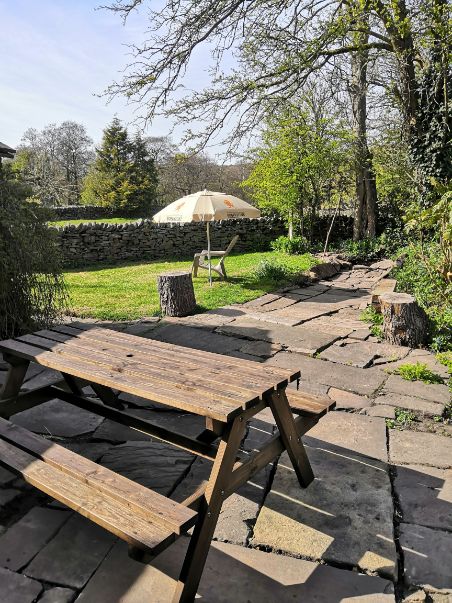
[0,142,16,159]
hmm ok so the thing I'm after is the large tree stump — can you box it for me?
[157,271,196,317]
[380,292,428,347]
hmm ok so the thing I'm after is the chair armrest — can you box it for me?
[200,250,225,257]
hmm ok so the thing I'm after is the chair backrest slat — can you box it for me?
[223,235,239,257]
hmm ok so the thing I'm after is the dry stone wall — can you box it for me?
[52,205,162,220]
[56,218,286,267]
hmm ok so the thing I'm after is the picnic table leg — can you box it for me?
[268,389,314,488]
[172,415,247,603]
[0,356,30,417]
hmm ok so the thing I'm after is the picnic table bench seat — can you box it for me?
[0,323,334,602]
[0,416,196,557]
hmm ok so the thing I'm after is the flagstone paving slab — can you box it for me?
[163,307,245,330]
[250,296,299,312]
[150,323,244,354]
[11,399,104,437]
[99,441,194,495]
[400,523,452,590]
[0,488,21,508]
[373,393,444,417]
[238,340,282,358]
[25,514,115,589]
[367,405,396,419]
[267,352,387,396]
[0,466,15,486]
[327,387,372,409]
[218,318,340,355]
[0,507,69,571]
[0,566,43,603]
[252,441,396,577]
[320,339,410,368]
[39,587,76,603]
[394,465,452,532]
[77,538,395,603]
[305,412,389,462]
[320,341,377,368]
[390,430,452,468]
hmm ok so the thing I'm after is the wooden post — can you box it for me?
[380,292,428,347]
[157,271,196,317]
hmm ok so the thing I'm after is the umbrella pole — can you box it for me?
[207,221,212,286]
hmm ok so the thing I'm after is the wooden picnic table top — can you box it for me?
[0,324,300,422]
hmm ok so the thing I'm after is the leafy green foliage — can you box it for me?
[242,101,351,238]
[82,118,158,216]
[360,305,383,339]
[409,56,452,200]
[394,362,444,384]
[253,259,291,283]
[0,164,67,338]
[270,235,309,255]
[386,408,417,430]
[394,242,451,351]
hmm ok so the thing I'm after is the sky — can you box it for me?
[0,0,217,150]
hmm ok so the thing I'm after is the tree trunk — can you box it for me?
[350,17,378,240]
[157,271,196,317]
[380,292,428,347]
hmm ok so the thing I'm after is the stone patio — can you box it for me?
[0,260,450,602]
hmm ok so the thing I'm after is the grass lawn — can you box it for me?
[64,252,317,321]
[49,218,139,227]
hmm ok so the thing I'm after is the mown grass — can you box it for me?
[64,251,316,321]
[49,218,139,227]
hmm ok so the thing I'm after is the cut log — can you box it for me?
[157,271,196,317]
[371,278,397,311]
[380,293,428,347]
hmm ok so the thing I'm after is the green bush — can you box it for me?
[336,231,407,263]
[394,362,444,384]
[271,235,309,255]
[393,242,451,351]
[253,259,290,283]
[0,165,67,338]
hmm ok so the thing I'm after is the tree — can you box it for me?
[242,98,351,240]
[14,122,93,206]
[81,118,158,215]
[146,136,252,204]
[105,0,451,210]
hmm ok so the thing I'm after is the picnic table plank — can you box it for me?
[0,417,197,534]
[61,324,299,384]
[0,437,176,554]
[0,339,243,421]
[18,333,266,404]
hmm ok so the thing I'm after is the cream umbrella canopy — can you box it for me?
[153,190,261,285]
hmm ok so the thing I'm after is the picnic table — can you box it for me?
[0,324,334,602]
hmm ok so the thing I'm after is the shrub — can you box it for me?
[271,235,309,255]
[393,242,451,351]
[0,166,67,338]
[253,259,290,283]
[394,362,444,384]
[336,231,407,264]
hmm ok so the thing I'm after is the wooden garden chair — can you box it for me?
[192,235,239,280]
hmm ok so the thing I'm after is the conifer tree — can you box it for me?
[82,118,158,215]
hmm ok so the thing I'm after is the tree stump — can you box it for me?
[380,292,428,347]
[157,271,196,317]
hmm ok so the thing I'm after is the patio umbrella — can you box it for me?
[153,190,261,285]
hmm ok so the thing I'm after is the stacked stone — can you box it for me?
[57,217,286,267]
